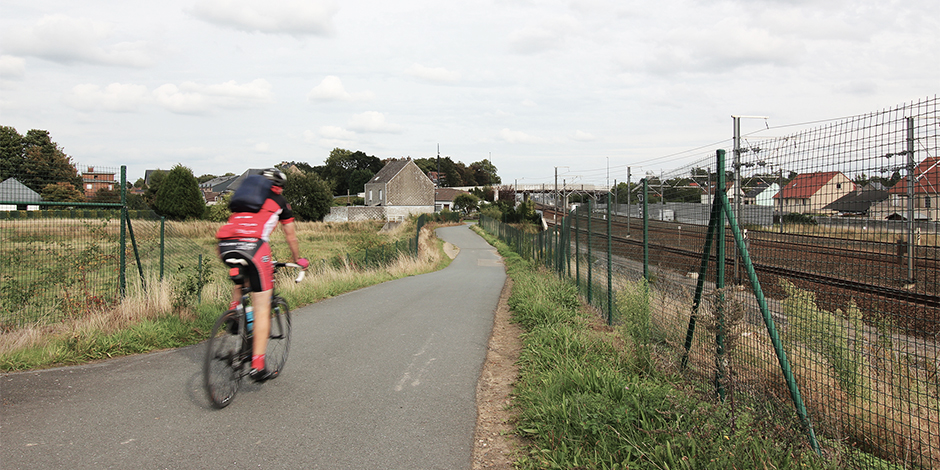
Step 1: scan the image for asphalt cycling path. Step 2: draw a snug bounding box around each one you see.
[0,224,506,469]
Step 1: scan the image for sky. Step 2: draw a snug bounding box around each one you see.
[1,0,938,189]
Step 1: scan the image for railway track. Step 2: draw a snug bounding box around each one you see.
[539,206,940,333]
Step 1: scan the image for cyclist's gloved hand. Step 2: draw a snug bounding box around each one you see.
[296,258,309,270]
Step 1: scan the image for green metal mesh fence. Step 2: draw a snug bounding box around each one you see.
[1,163,125,328]
[2,159,432,330]
[482,96,940,469]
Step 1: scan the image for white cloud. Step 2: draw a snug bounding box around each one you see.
[643,17,803,75]
[311,125,357,148]
[318,125,356,140]
[347,111,402,133]
[190,0,338,35]
[499,128,544,144]
[571,130,595,142]
[152,79,274,114]
[2,15,155,67]
[0,55,26,79]
[307,76,374,102]
[406,64,461,83]
[508,16,580,54]
[253,142,271,152]
[63,83,151,112]
[521,99,538,107]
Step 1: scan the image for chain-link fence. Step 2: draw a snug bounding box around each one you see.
[482,96,939,469]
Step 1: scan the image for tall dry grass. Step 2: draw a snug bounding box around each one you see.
[636,275,940,468]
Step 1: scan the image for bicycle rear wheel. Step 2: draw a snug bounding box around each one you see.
[265,296,292,376]
[204,310,246,408]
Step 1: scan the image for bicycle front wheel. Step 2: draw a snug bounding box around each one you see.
[204,310,246,408]
[265,296,292,376]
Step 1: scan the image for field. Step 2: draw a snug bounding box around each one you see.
[0,216,440,369]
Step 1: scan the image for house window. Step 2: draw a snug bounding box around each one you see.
[379,190,383,200]
[368,190,372,201]
[86,184,92,190]
[836,183,841,189]
[926,196,932,209]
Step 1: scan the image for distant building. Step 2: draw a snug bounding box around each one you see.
[199,175,239,205]
[0,178,41,211]
[773,171,855,214]
[326,158,435,222]
[744,182,780,206]
[871,156,940,221]
[435,187,470,211]
[823,183,888,216]
[81,167,116,199]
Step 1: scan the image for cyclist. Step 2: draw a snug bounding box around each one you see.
[216,168,308,382]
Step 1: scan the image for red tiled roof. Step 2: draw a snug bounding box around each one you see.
[888,157,940,195]
[774,171,845,199]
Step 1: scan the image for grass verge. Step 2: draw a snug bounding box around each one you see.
[472,225,854,470]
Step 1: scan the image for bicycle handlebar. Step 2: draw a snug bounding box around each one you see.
[276,262,306,283]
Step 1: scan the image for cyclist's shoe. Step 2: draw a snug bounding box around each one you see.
[249,368,277,383]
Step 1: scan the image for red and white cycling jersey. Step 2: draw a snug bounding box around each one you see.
[215,192,294,241]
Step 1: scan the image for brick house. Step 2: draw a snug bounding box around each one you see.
[81,167,116,199]
[773,171,855,214]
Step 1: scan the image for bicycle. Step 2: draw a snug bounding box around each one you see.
[204,260,305,408]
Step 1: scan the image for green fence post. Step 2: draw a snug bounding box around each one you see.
[160,216,166,281]
[587,199,593,305]
[717,188,822,456]
[198,254,203,304]
[715,150,727,403]
[120,166,127,297]
[575,206,580,291]
[642,179,649,282]
[607,196,613,325]
[125,214,146,292]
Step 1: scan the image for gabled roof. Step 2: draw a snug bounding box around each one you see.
[823,187,888,213]
[226,169,266,192]
[774,171,848,199]
[200,175,238,192]
[0,178,42,202]
[888,156,940,195]
[744,181,773,198]
[368,158,413,185]
[435,187,469,202]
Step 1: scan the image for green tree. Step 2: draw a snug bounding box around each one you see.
[91,187,121,204]
[0,127,82,192]
[153,164,205,220]
[197,174,217,184]
[0,126,24,182]
[469,159,501,185]
[143,170,166,208]
[283,171,333,221]
[316,148,382,196]
[40,182,85,203]
[205,193,232,222]
[453,193,480,215]
[126,193,148,211]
